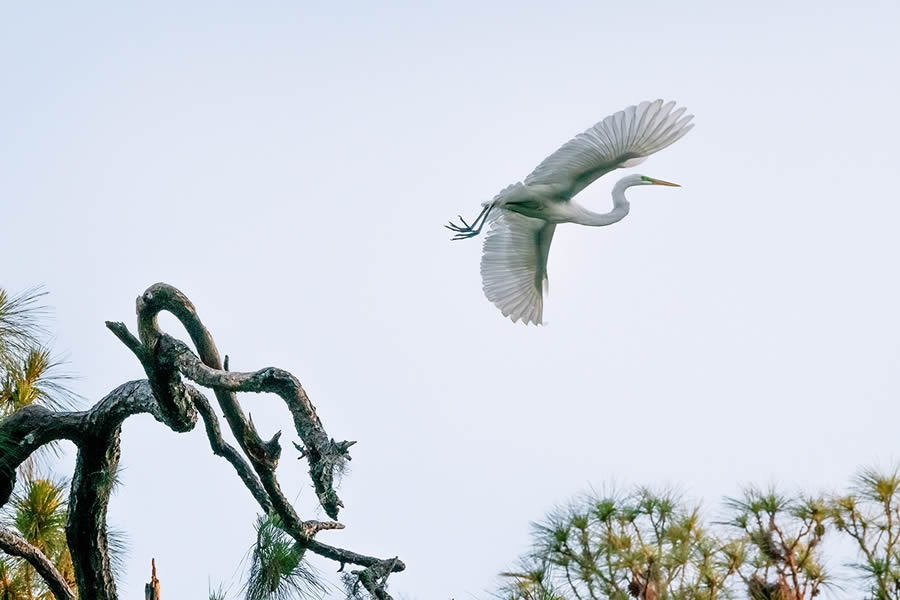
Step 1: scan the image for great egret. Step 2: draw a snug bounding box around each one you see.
[447,99,693,325]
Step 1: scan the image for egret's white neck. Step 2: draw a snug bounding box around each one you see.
[569,178,633,227]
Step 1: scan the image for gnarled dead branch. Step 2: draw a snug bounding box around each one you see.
[0,283,404,599]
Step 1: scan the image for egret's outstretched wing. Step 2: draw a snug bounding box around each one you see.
[480,211,555,325]
[525,99,693,197]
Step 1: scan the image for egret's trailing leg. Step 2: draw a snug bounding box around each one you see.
[445,204,492,240]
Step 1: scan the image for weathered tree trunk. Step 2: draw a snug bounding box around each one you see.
[144,558,160,600]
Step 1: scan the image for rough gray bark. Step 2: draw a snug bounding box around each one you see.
[66,422,122,598]
[0,283,404,600]
[0,380,166,506]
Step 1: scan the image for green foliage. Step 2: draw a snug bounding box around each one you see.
[723,487,829,599]
[0,286,77,418]
[497,558,567,600]
[106,525,130,582]
[0,346,76,415]
[0,469,129,599]
[0,287,48,363]
[829,467,900,600]
[209,581,229,600]
[244,513,325,600]
[500,487,731,600]
[0,287,78,598]
[0,556,28,598]
[1,472,75,598]
[500,483,852,600]
[10,475,68,555]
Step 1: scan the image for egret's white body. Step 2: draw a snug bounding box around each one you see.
[448,99,694,325]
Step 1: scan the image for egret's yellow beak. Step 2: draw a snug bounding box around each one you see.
[647,177,680,187]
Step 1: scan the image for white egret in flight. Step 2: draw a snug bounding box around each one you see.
[447,99,693,325]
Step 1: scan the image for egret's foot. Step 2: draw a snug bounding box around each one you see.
[445,205,492,240]
[445,217,481,238]
[445,219,482,240]
[450,229,480,240]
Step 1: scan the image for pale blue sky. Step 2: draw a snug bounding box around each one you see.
[3,1,900,598]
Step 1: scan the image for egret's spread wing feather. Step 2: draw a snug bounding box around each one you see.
[480,211,555,325]
[525,99,693,195]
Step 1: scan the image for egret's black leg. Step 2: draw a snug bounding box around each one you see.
[445,205,492,240]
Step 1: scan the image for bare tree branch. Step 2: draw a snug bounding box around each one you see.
[0,283,405,599]
[188,386,273,513]
[167,337,352,519]
[307,539,405,573]
[134,283,348,519]
[0,524,75,600]
[107,321,274,514]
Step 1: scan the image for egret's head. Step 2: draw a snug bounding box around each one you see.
[633,174,680,187]
[613,174,681,209]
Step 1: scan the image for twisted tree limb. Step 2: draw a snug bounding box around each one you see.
[165,335,353,530]
[0,283,404,600]
[134,284,348,519]
[129,284,404,582]
[107,321,273,513]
